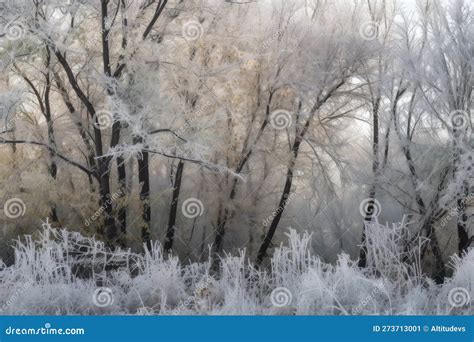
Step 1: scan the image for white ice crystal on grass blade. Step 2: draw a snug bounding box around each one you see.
[0,223,472,315]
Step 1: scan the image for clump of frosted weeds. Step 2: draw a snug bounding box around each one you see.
[213,250,261,315]
[270,229,391,315]
[439,251,474,315]
[364,217,425,285]
[0,222,472,315]
[122,241,186,313]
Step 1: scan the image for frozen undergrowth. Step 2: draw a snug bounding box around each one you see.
[0,221,472,315]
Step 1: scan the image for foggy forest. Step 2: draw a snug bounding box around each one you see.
[0,0,473,315]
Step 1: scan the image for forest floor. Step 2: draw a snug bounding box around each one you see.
[0,223,472,315]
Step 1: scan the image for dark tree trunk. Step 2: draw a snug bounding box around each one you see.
[117,156,127,247]
[210,91,276,261]
[358,187,376,268]
[97,160,116,242]
[44,48,59,223]
[211,202,226,271]
[17,47,60,223]
[46,131,59,223]
[164,160,184,252]
[53,71,97,180]
[457,186,470,256]
[415,166,451,284]
[256,138,301,265]
[453,126,470,256]
[358,97,380,268]
[100,0,121,245]
[404,149,446,283]
[255,81,344,266]
[422,216,446,284]
[210,162,249,264]
[392,89,445,283]
[136,140,151,250]
[54,51,118,243]
[212,208,229,263]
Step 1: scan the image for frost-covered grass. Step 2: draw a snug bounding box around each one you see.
[0,222,472,315]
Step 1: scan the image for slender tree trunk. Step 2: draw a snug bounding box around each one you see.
[100,0,121,245]
[165,160,184,252]
[136,137,151,250]
[213,207,229,261]
[456,184,470,255]
[403,148,446,283]
[45,126,58,222]
[97,159,116,242]
[54,50,119,243]
[53,71,97,181]
[211,201,226,271]
[44,54,59,223]
[392,89,446,282]
[358,97,380,268]
[255,81,344,266]
[415,166,451,283]
[452,125,470,256]
[117,156,127,247]
[16,48,60,222]
[421,215,446,283]
[256,138,301,265]
[358,188,376,268]
[211,91,275,259]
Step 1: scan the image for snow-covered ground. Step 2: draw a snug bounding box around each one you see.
[0,222,472,315]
